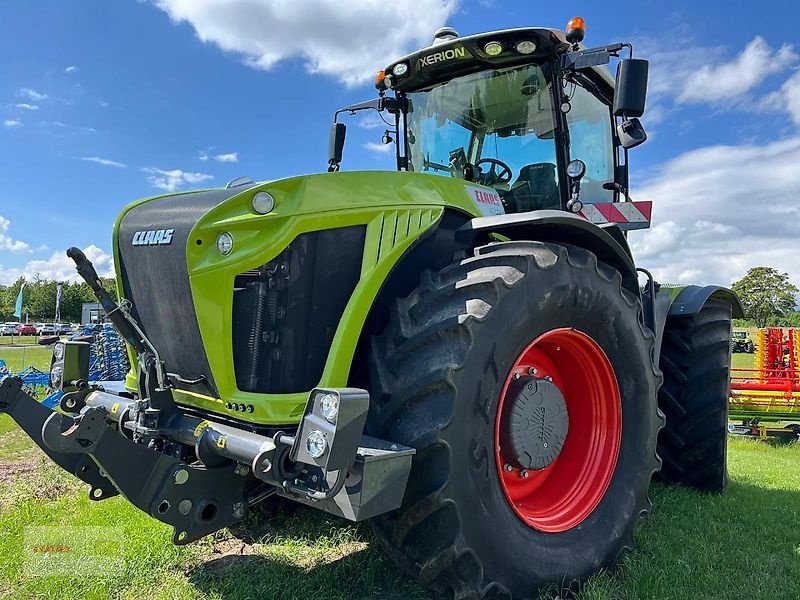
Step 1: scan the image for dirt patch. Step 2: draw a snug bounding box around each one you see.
[210,536,260,558]
[0,455,41,486]
[0,454,82,509]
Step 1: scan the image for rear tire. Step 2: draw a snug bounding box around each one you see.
[656,298,732,491]
[366,241,662,598]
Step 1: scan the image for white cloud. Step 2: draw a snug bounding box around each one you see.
[0,245,114,285]
[637,33,798,124]
[64,65,79,73]
[198,149,210,161]
[142,167,213,192]
[40,120,96,134]
[79,156,127,168]
[3,119,22,128]
[363,141,394,154]
[152,0,457,86]
[15,103,38,111]
[357,113,386,130]
[18,87,47,101]
[214,152,238,163]
[678,37,797,104]
[0,215,32,254]
[629,136,800,289]
[762,69,800,125]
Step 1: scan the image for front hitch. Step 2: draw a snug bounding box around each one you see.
[1,376,416,543]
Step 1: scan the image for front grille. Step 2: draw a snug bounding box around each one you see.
[232,226,366,394]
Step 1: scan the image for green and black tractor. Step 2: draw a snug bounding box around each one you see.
[731,329,755,353]
[1,18,743,598]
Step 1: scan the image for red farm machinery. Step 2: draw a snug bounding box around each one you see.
[729,328,800,439]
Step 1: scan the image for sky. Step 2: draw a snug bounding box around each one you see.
[0,0,798,291]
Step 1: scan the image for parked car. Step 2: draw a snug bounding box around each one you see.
[1,322,19,335]
[39,323,58,336]
[16,323,36,336]
[34,322,48,335]
[55,323,72,335]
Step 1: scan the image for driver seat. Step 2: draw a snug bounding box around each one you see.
[504,162,560,213]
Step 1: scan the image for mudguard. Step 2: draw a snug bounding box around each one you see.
[646,284,743,364]
[666,285,744,319]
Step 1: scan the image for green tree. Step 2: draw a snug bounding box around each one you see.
[731,267,799,328]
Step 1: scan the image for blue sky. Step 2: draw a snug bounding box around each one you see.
[1,0,798,288]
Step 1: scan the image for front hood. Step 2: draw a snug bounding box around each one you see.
[111,171,497,423]
[116,185,255,397]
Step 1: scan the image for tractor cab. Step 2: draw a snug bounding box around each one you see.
[329,20,649,218]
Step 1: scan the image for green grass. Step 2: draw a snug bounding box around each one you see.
[0,415,36,460]
[0,345,53,373]
[0,335,46,346]
[731,351,756,371]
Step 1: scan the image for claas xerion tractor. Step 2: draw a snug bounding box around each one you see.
[0,17,744,598]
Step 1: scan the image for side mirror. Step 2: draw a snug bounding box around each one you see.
[617,118,648,149]
[613,58,648,118]
[327,123,347,172]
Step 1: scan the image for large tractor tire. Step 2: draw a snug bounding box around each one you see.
[366,241,662,599]
[656,299,732,492]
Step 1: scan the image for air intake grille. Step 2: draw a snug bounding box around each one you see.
[232,226,366,394]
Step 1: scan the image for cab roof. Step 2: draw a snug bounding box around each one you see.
[382,27,615,94]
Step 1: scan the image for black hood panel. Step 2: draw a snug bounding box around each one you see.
[117,187,248,397]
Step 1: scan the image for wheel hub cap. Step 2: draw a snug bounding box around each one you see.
[494,328,622,533]
[500,377,568,470]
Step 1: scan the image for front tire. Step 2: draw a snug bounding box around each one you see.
[367,241,662,599]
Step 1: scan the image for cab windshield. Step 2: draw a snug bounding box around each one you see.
[405,63,614,211]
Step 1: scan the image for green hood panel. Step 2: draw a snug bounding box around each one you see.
[115,171,498,424]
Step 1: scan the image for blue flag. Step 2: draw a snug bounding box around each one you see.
[13,283,24,318]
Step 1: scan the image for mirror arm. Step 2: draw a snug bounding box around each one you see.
[561,43,625,70]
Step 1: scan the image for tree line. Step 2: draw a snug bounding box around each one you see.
[0,276,117,324]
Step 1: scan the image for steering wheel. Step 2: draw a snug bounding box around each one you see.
[475,158,513,185]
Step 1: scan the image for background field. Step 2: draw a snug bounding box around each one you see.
[1,350,798,599]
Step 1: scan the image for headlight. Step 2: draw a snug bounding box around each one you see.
[50,365,63,388]
[320,393,339,423]
[216,232,234,255]
[306,430,327,458]
[251,191,274,215]
[515,40,537,54]
[566,159,587,180]
[483,41,503,56]
[392,62,409,77]
[53,342,65,361]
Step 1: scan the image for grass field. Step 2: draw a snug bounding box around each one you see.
[0,345,53,373]
[0,335,42,346]
[1,350,797,600]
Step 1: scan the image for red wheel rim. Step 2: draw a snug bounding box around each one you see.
[494,328,621,533]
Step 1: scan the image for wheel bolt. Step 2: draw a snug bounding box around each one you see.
[520,470,529,479]
[513,372,521,380]
[528,367,537,375]
[504,463,513,472]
